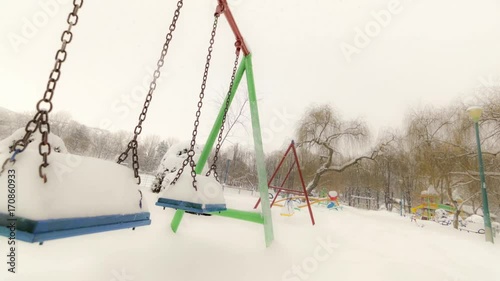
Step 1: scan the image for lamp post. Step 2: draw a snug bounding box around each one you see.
[467,106,494,243]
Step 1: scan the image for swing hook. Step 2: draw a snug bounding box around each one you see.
[0,159,10,175]
[0,149,22,175]
[215,1,225,17]
[234,40,242,54]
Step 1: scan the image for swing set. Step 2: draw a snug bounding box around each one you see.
[0,0,274,247]
[254,141,316,226]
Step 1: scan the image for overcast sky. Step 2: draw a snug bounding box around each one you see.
[1,0,499,153]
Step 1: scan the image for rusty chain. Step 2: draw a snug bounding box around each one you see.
[171,15,221,191]
[117,0,184,185]
[6,0,84,182]
[206,46,241,181]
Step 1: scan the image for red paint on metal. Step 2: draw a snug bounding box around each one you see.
[216,0,250,56]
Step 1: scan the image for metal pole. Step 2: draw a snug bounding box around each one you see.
[253,142,293,209]
[217,0,250,56]
[291,141,316,225]
[246,54,274,247]
[169,56,247,234]
[473,122,494,243]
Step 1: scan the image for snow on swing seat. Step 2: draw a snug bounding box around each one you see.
[0,130,150,243]
[154,141,226,214]
[156,172,226,214]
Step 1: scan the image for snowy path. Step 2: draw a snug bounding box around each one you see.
[1,187,499,281]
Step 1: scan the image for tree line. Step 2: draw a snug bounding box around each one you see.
[1,88,499,227]
[0,109,172,174]
[215,89,500,229]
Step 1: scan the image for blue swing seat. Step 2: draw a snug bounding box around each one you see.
[156,172,227,214]
[0,145,152,244]
[0,212,151,244]
[156,198,226,214]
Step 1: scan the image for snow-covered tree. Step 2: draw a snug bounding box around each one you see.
[296,105,391,193]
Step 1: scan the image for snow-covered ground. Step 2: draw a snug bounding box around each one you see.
[1,180,499,281]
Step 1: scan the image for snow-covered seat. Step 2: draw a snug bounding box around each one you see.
[156,173,226,213]
[154,142,226,214]
[0,129,150,244]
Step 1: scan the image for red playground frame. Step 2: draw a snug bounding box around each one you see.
[253,140,315,225]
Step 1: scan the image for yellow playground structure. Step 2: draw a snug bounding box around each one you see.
[411,185,456,220]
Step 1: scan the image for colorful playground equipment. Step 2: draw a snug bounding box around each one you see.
[410,185,456,220]
[306,190,343,210]
[280,197,299,217]
[254,141,316,225]
[325,191,343,210]
[271,188,343,218]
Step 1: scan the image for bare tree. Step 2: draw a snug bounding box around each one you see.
[404,101,500,228]
[296,105,391,193]
[51,111,73,139]
[211,87,250,148]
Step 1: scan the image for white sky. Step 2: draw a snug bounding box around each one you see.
[1,0,499,153]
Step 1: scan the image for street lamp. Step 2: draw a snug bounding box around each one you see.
[467,106,494,243]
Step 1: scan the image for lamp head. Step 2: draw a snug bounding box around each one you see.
[467,106,483,123]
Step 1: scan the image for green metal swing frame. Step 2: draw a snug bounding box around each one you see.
[169,0,274,248]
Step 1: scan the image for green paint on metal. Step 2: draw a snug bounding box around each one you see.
[245,54,274,247]
[170,210,185,233]
[474,122,494,243]
[195,57,248,175]
[166,55,275,248]
[211,209,264,224]
[168,58,247,233]
[436,204,455,212]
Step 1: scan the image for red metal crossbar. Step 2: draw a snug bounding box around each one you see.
[216,0,250,56]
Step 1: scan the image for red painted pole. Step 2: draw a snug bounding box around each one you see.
[253,196,262,209]
[279,161,296,190]
[253,143,293,209]
[268,144,293,186]
[291,141,315,225]
[268,162,296,206]
[216,0,250,56]
[269,189,282,207]
[269,187,306,194]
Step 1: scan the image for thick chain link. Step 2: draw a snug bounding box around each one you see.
[9,0,83,182]
[117,0,184,185]
[206,47,241,181]
[171,15,220,191]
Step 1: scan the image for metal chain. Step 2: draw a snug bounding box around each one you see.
[206,47,241,181]
[37,112,51,182]
[8,0,84,182]
[117,0,184,185]
[171,15,220,191]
